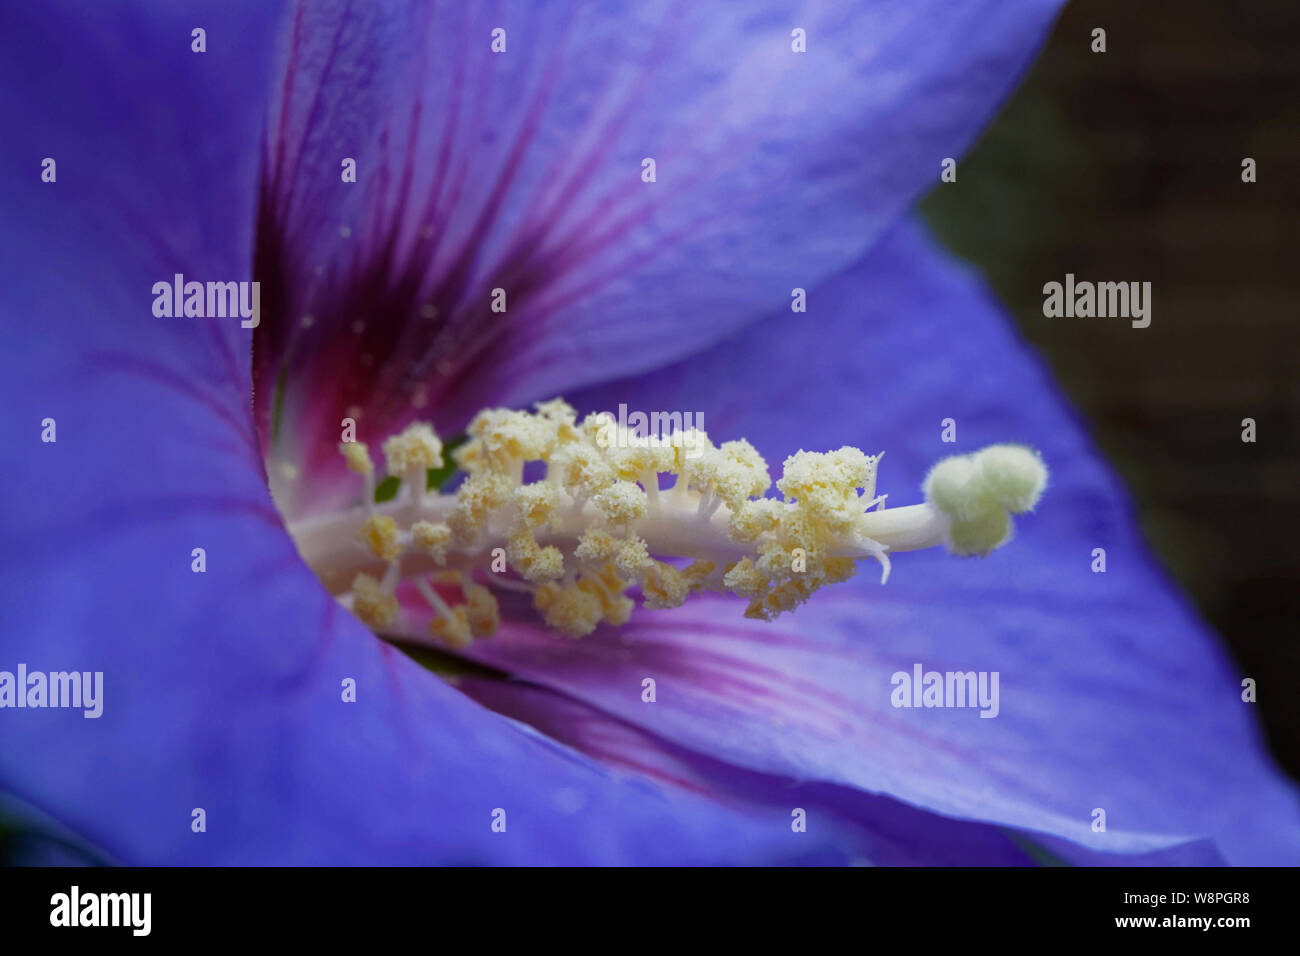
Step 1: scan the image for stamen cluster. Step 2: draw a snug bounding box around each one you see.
[314,399,1045,645]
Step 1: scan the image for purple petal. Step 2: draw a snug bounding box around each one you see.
[457,674,1226,865]
[0,1,854,865]
[252,0,1064,515]
[476,217,1300,864]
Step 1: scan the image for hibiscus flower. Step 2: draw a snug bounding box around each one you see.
[2,0,1295,865]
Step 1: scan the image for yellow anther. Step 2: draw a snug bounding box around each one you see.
[534,397,578,427]
[575,528,617,564]
[777,447,879,513]
[610,441,674,483]
[431,605,473,648]
[665,428,713,473]
[746,552,859,620]
[452,439,484,473]
[578,566,635,627]
[462,582,500,638]
[755,543,796,579]
[685,438,770,509]
[716,440,771,502]
[351,573,398,629]
[512,482,560,529]
[593,480,648,526]
[507,528,565,583]
[682,559,716,590]
[549,442,615,502]
[746,576,816,621]
[466,407,556,468]
[600,593,635,627]
[723,558,766,597]
[410,520,451,564]
[613,536,652,576]
[729,498,784,542]
[340,441,374,474]
[639,560,690,611]
[382,422,444,475]
[360,515,401,561]
[449,471,513,544]
[821,556,858,585]
[755,557,847,618]
[587,420,676,482]
[570,531,651,621]
[580,411,617,447]
[534,581,604,638]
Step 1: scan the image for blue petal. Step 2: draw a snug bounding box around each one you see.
[457,674,1226,866]
[493,217,1300,865]
[0,2,853,865]
[251,0,1065,508]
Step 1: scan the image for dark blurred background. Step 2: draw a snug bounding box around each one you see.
[922,0,1300,779]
